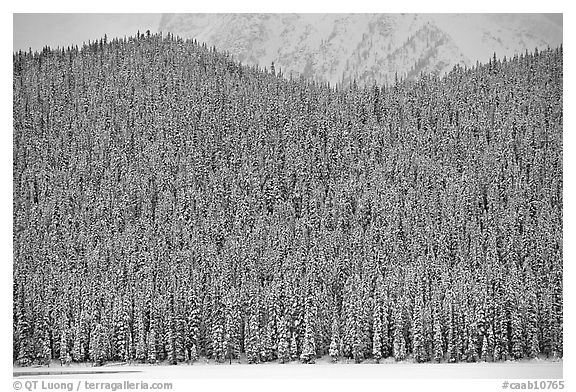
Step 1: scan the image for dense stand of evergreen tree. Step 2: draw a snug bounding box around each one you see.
[13,33,562,366]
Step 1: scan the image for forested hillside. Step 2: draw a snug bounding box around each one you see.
[13,33,563,366]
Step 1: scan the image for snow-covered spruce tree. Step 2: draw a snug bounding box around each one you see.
[90,323,107,367]
[300,319,316,363]
[343,274,366,363]
[480,333,490,362]
[496,302,510,361]
[175,307,187,363]
[114,298,130,362]
[373,272,391,360]
[342,279,354,359]
[59,327,71,366]
[510,307,524,360]
[261,319,275,362]
[135,325,146,363]
[381,291,391,358]
[15,304,33,366]
[166,310,177,364]
[393,298,406,361]
[507,270,524,360]
[372,296,383,362]
[412,292,426,363]
[504,254,524,360]
[478,297,494,363]
[277,315,291,363]
[265,289,279,361]
[432,292,444,363]
[71,319,85,362]
[465,320,479,363]
[245,308,260,364]
[186,290,200,363]
[134,301,147,363]
[445,296,458,363]
[290,331,298,361]
[190,344,198,363]
[146,327,157,364]
[31,302,51,366]
[40,329,52,366]
[455,298,466,363]
[329,314,340,362]
[486,325,496,362]
[524,264,540,359]
[492,308,503,361]
[352,306,367,363]
[300,285,317,364]
[210,298,225,363]
[551,260,563,359]
[224,289,241,363]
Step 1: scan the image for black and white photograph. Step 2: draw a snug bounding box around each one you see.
[8,5,568,391]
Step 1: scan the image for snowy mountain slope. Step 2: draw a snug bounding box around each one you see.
[159,13,561,85]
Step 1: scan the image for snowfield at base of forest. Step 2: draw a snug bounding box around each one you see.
[14,357,562,379]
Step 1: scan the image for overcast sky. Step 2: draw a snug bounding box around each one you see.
[14,13,562,53]
[14,14,161,52]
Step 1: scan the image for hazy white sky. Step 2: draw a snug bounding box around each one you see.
[13,13,562,53]
[13,14,161,52]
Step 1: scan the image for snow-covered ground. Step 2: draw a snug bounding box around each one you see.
[14,357,562,379]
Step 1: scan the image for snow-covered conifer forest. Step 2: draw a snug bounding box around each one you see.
[13,33,562,367]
